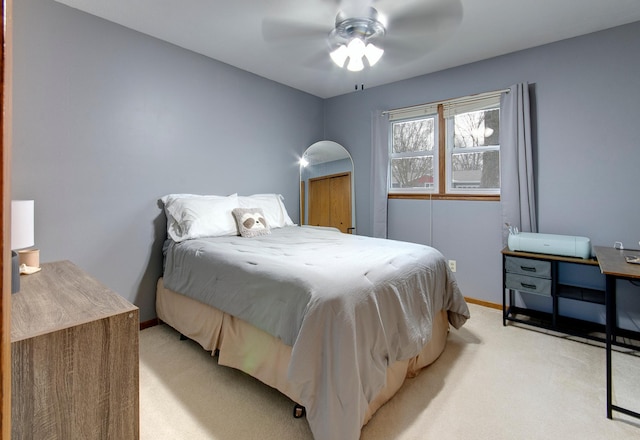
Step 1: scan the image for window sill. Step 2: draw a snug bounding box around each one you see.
[388,193,500,202]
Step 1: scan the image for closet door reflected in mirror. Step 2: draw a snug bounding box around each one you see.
[300,141,355,234]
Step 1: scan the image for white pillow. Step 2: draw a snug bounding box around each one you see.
[238,194,294,229]
[161,193,239,242]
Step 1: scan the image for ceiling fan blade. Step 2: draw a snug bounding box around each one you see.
[380,36,441,64]
[378,0,463,37]
[301,49,337,70]
[262,18,331,44]
[369,0,463,64]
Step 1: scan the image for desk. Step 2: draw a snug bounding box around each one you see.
[593,246,640,420]
[502,247,604,336]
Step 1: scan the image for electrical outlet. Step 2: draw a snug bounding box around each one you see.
[448,260,456,272]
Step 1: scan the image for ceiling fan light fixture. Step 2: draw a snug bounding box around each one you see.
[328,7,386,72]
[331,38,383,71]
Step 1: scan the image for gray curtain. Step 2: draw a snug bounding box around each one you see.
[500,83,537,245]
[371,111,389,238]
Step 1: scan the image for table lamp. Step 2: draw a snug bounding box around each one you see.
[11,200,34,294]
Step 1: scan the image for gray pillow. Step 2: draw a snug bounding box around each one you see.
[232,207,271,237]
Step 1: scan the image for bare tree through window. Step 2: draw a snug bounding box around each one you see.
[451,108,500,189]
[390,118,435,188]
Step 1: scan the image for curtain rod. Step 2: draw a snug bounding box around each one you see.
[382,88,511,115]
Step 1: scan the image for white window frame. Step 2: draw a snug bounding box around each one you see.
[386,90,503,199]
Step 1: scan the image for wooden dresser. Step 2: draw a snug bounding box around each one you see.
[11,260,139,439]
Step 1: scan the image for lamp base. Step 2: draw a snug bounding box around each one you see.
[19,248,40,268]
[12,250,20,294]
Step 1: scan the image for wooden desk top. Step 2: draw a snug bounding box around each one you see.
[11,260,138,343]
[501,246,599,266]
[593,246,640,280]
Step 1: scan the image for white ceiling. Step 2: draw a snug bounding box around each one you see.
[55,0,640,99]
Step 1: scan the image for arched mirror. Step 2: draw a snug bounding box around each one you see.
[300,141,355,234]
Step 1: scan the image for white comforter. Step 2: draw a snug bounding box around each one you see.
[163,226,469,440]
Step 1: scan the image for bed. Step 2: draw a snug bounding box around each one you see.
[156,193,470,440]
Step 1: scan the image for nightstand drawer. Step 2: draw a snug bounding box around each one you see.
[505,256,551,278]
[505,272,552,296]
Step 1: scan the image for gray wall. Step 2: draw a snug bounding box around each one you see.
[12,0,323,321]
[324,21,640,327]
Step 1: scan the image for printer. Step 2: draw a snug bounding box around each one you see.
[507,231,592,259]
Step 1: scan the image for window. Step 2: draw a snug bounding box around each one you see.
[388,91,501,200]
[390,113,438,191]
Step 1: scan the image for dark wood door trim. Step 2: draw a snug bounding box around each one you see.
[2,0,12,436]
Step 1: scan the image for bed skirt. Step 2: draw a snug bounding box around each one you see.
[155,277,450,426]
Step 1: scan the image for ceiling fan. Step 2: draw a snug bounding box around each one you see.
[262,0,463,72]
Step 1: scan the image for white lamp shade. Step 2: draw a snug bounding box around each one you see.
[364,43,384,66]
[330,45,349,68]
[330,38,384,72]
[11,200,34,250]
[346,38,365,71]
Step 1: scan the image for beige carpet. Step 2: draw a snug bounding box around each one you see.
[139,304,640,439]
